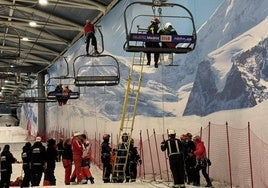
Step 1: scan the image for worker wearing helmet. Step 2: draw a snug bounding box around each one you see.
[184,132,196,185]
[161,22,178,48]
[101,134,112,183]
[112,132,130,183]
[146,17,161,68]
[161,129,186,188]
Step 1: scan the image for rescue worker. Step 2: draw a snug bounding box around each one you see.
[146,17,161,68]
[0,144,17,188]
[84,19,99,55]
[81,134,94,184]
[161,22,178,48]
[161,130,186,188]
[62,86,72,105]
[43,138,57,186]
[101,134,112,183]
[21,142,32,188]
[54,84,63,106]
[56,138,64,162]
[193,135,212,187]
[62,138,73,185]
[114,132,130,183]
[184,133,196,185]
[30,136,47,186]
[71,132,86,184]
[128,138,142,182]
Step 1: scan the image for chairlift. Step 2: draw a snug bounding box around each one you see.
[73,54,120,87]
[46,76,80,100]
[17,86,57,103]
[0,24,21,59]
[123,1,197,54]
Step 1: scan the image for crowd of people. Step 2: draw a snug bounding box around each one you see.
[0,130,212,187]
[161,130,212,188]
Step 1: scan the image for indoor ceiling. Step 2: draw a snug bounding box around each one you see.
[0,0,120,108]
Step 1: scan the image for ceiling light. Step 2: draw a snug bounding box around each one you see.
[29,21,37,27]
[39,0,48,5]
[22,37,29,41]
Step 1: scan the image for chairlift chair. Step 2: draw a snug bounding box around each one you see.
[46,76,80,100]
[73,54,120,87]
[0,24,21,59]
[123,1,197,54]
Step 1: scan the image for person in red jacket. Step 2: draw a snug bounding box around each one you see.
[84,19,99,55]
[71,132,86,184]
[193,135,212,187]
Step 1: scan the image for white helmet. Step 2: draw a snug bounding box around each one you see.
[168,129,176,135]
[164,22,172,29]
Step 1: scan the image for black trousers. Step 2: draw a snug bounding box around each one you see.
[0,171,11,188]
[102,162,112,182]
[86,32,97,52]
[21,167,31,187]
[169,154,185,185]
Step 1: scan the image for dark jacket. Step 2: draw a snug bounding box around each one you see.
[31,141,47,169]
[101,140,111,164]
[1,145,17,174]
[21,142,32,170]
[161,137,184,160]
[62,144,73,161]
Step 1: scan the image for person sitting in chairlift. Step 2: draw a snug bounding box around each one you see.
[62,86,72,105]
[161,22,178,48]
[54,84,63,106]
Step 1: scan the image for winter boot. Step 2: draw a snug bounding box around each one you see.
[88,176,94,184]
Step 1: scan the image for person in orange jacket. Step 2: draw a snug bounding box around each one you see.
[70,132,86,184]
[81,134,94,184]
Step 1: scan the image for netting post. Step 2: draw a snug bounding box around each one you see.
[147,129,156,181]
[98,132,101,168]
[139,130,145,179]
[248,122,254,188]
[163,133,170,182]
[94,132,97,165]
[226,122,233,187]
[207,122,211,175]
[153,129,162,180]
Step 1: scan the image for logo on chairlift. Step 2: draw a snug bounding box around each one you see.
[160,35,172,42]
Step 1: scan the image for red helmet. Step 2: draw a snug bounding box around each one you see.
[151,17,160,24]
[103,134,110,140]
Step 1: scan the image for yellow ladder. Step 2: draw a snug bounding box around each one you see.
[112,27,146,182]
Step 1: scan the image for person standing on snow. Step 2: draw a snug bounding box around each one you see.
[21,142,32,187]
[184,132,196,185]
[30,136,47,186]
[101,134,112,183]
[0,144,17,188]
[43,138,58,186]
[71,132,86,184]
[81,134,94,184]
[128,138,142,182]
[62,138,73,185]
[84,19,99,55]
[161,130,186,188]
[193,135,212,187]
